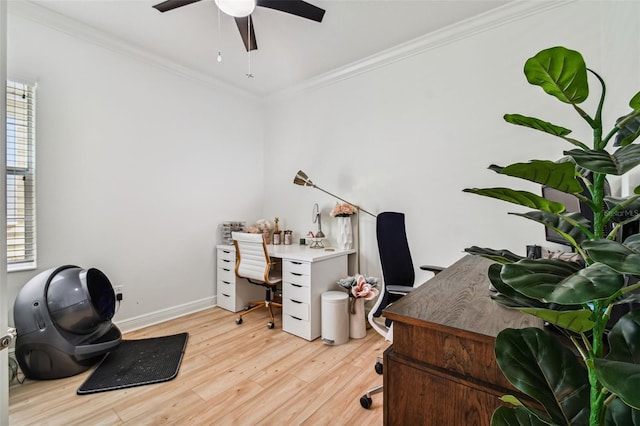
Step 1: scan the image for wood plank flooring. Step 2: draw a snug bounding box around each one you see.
[9,307,387,425]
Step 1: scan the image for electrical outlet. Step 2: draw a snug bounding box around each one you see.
[114,285,124,302]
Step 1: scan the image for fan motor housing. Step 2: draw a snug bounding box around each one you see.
[13,265,122,380]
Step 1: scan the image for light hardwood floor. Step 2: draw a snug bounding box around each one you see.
[9,306,387,425]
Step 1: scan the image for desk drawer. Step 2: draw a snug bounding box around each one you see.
[283,281,310,304]
[284,298,309,321]
[217,257,234,270]
[217,279,234,295]
[284,271,311,287]
[283,314,311,340]
[217,290,235,311]
[218,248,235,262]
[284,260,311,276]
[218,266,235,282]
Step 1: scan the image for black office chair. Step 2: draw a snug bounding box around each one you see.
[360,211,443,409]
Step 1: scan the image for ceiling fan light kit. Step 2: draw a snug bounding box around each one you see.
[214,0,256,18]
[153,0,325,53]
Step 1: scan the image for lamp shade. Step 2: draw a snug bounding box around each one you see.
[293,170,314,187]
[215,0,256,17]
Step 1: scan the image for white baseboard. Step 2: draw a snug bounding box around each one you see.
[114,296,216,334]
[7,297,217,383]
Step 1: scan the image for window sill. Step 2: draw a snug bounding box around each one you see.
[8,262,37,273]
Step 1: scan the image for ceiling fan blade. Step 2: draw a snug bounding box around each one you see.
[235,16,258,52]
[153,0,202,13]
[257,0,325,22]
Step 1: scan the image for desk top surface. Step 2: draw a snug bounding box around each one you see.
[384,255,543,338]
[218,243,355,263]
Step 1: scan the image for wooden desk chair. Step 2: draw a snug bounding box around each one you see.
[232,232,283,329]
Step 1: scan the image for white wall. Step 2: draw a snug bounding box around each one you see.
[263,1,640,283]
[7,8,265,328]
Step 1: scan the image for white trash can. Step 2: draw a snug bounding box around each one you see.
[321,291,349,345]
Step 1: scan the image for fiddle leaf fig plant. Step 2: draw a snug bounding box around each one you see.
[464,46,640,425]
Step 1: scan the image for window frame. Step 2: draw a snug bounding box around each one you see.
[6,80,36,272]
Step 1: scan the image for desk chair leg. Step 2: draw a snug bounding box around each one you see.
[360,356,384,409]
[265,300,283,329]
[236,301,268,325]
[264,287,282,329]
[360,384,383,409]
[235,287,282,329]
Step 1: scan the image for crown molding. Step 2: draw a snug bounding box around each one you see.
[9,0,260,101]
[9,0,575,104]
[266,0,575,103]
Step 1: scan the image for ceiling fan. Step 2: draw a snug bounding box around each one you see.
[152,0,326,52]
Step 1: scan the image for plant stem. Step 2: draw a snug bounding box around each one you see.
[588,303,607,425]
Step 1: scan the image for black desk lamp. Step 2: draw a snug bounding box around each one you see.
[293,170,375,272]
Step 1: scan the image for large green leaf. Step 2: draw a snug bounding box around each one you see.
[464,246,523,264]
[603,315,640,417]
[502,260,624,304]
[582,238,640,275]
[489,160,582,193]
[606,310,640,364]
[504,113,572,136]
[624,234,640,250]
[495,327,590,425]
[501,259,582,302]
[491,405,549,426]
[565,145,640,175]
[488,263,549,309]
[548,263,624,304]
[604,398,640,425]
[604,196,640,224]
[594,358,640,409]
[512,210,591,246]
[614,112,640,147]
[524,46,588,105]
[517,308,594,333]
[463,188,565,213]
[631,91,640,109]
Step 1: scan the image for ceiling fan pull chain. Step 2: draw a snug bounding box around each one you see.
[217,8,222,62]
[246,16,254,78]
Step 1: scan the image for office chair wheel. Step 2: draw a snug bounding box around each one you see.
[360,395,372,409]
[236,317,243,325]
[267,322,275,329]
[375,361,383,375]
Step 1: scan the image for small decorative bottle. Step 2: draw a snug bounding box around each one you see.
[273,217,282,245]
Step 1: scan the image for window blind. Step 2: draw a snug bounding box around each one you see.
[6,81,36,269]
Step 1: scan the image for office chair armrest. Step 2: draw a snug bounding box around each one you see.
[387,285,415,295]
[420,265,445,275]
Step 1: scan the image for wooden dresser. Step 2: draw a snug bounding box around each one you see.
[382,255,543,425]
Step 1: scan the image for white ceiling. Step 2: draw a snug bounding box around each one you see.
[23,0,510,97]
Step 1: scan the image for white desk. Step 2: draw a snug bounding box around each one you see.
[216,243,355,341]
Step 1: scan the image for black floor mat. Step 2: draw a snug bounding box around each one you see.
[77,332,188,395]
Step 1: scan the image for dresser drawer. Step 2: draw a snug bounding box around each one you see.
[283,281,310,304]
[284,298,309,321]
[218,267,235,283]
[284,270,311,287]
[284,260,311,276]
[218,248,235,262]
